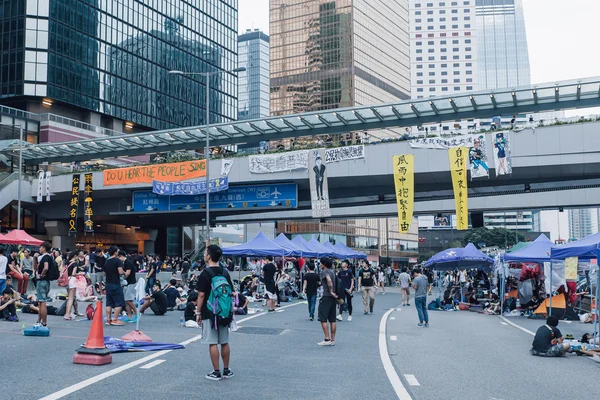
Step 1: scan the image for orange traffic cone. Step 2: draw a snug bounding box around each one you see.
[73,300,113,365]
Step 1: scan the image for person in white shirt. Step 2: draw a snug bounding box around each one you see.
[398,267,412,306]
[376,268,386,295]
[0,248,8,294]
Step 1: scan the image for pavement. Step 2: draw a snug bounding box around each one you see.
[2,287,599,400]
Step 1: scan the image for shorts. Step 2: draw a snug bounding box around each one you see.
[265,284,277,300]
[68,276,78,289]
[36,280,50,301]
[318,296,337,323]
[106,283,125,308]
[149,301,166,315]
[201,319,230,345]
[530,344,566,357]
[124,284,136,301]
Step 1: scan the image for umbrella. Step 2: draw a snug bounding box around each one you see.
[0,230,43,245]
[424,243,494,271]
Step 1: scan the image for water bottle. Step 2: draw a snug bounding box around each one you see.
[179,316,184,327]
[21,323,26,334]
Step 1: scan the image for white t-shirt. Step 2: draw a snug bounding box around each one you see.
[399,272,411,289]
[378,271,384,282]
[0,255,7,279]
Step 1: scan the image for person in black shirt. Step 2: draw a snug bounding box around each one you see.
[140,282,168,315]
[184,291,199,327]
[302,263,320,321]
[145,256,157,294]
[261,256,277,312]
[119,251,138,321]
[233,292,249,315]
[337,260,355,321]
[104,246,125,326]
[93,249,106,286]
[530,316,570,357]
[358,260,376,314]
[35,241,53,327]
[163,278,181,311]
[181,257,191,287]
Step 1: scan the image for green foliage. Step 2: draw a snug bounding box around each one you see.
[462,227,525,249]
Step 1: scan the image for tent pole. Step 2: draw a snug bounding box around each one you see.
[594,261,599,348]
[549,262,553,317]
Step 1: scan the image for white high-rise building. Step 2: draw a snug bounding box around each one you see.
[568,209,598,241]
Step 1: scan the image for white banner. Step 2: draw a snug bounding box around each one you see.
[45,171,51,201]
[409,134,496,149]
[248,150,309,174]
[221,158,234,176]
[36,170,44,202]
[324,145,365,163]
[309,149,331,218]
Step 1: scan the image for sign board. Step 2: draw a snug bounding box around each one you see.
[132,183,297,212]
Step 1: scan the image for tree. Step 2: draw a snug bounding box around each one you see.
[463,227,525,249]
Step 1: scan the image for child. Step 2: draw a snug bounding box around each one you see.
[183,291,199,328]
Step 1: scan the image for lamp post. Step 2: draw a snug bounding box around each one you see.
[169,66,245,242]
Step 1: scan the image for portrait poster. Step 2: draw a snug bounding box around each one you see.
[493,132,512,176]
[309,149,331,218]
[468,135,489,179]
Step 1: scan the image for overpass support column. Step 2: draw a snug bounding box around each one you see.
[139,229,158,255]
[44,221,76,251]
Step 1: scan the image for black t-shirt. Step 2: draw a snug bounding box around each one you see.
[147,262,157,278]
[104,257,123,285]
[532,324,562,353]
[184,301,196,321]
[182,261,190,274]
[303,272,320,296]
[124,259,137,285]
[67,261,80,277]
[95,254,106,271]
[8,256,17,269]
[164,287,180,308]
[359,268,375,287]
[263,263,276,285]
[37,254,54,281]
[151,290,168,314]
[196,266,233,320]
[235,293,248,312]
[338,269,354,290]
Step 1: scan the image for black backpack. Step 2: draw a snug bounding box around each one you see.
[47,256,60,281]
[335,276,346,302]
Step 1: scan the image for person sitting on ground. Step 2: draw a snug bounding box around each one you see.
[184,291,199,328]
[530,316,571,357]
[163,278,181,311]
[139,282,168,316]
[233,292,249,315]
[77,276,98,302]
[0,289,18,321]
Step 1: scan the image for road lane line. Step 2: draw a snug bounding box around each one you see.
[404,375,420,386]
[40,301,306,400]
[140,359,166,369]
[379,309,413,400]
[390,317,396,320]
[499,316,534,336]
[390,335,398,341]
[500,322,508,326]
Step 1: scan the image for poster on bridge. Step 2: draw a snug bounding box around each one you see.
[493,132,512,176]
[468,135,489,179]
[309,149,331,218]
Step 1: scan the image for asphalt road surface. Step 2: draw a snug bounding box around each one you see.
[2,288,598,400]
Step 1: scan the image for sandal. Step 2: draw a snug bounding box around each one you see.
[64,316,72,320]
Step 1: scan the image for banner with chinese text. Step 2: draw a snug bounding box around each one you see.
[83,173,94,233]
[68,174,80,236]
[325,145,365,163]
[393,155,414,233]
[309,149,331,218]
[249,150,309,174]
[103,160,206,186]
[152,177,229,196]
[449,147,469,230]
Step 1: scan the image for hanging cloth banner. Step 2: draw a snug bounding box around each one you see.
[221,158,234,176]
[68,174,81,236]
[325,145,365,163]
[45,170,52,201]
[392,154,414,233]
[152,177,229,196]
[83,173,94,233]
[36,170,44,202]
[564,256,578,281]
[309,149,331,218]
[249,150,309,174]
[103,160,206,186]
[448,147,469,230]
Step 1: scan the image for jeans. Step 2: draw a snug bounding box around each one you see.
[145,277,155,294]
[362,286,375,313]
[415,296,429,323]
[0,279,5,295]
[307,293,317,318]
[340,290,353,316]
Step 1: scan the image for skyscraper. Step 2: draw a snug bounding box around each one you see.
[270,0,410,116]
[238,29,270,120]
[568,209,598,241]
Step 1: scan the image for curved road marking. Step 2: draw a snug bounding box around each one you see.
[498,316,534,336]
[379,308,413,400]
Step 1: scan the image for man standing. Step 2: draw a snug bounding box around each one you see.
[399,267,412,306]
[119,250,138,322]
[317,258,339,346]
[35,242,53,327]
[413,267,430,327]
[302,263,320,321]
[358,260,376,314]
[261,256,277,313]
[93,248,106,287]
[337,260,354,322]
[104,246,125,326]
[196,244,234,381]
[181,257,191,286]
[145,256,157,294]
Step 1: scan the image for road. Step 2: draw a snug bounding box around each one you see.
[2,288,598,400]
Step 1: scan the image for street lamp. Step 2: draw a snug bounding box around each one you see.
[168,66,246,242]
[1,124,25,230]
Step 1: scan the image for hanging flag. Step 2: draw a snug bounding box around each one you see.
[392,154,414,233]
[36,170,44,202]
[69,174,81,236]
[45,170,52,201]
[449,147,469,230]
[221,158,234,176]
[83,173,94,233]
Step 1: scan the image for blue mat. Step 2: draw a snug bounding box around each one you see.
[103,337,185,353]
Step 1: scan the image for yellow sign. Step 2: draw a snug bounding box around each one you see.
[565,257,578,281]
[449,147,469,230]
[103,160,206,186]
[393,154,414,233]
[68,174,80,236]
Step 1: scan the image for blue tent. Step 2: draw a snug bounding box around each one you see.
[273,233,316,257]
[291,236,318,257]
[502,234,552,263]
[221,231,291,257]
[334,242,367,259]
[424,243,493,271]
[322,241,349,259]
[308,238,335,258]
[550,231,600,260]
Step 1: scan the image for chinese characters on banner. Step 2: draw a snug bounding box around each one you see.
[152,177,229,196]
[309,149,331,218]
[448,147,469,230]
[68,174,80,236]
[325,145,365,163]
[392,154,414,233]
[248,150,309,174]
[564,257,578,281]
[83,173,94,233]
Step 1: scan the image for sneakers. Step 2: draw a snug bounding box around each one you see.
[317,339,333,346]
[222,368,234,379]
[364,311,368,315]
[424,322,429,328]
[309,316,314,321]
[110,320,125,326]
[406,303,411,306]
[336,314,343,321]
[7,316,18,322]
[347,315,352,322]
[417,322,424,327]
[205,370,222,381]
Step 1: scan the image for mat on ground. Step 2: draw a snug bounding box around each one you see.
[100,337,185,353]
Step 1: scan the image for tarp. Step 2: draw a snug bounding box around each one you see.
[103,337,184,353]
[424,243,494,271]
[334,242,368,259]
[503,234,553,263]
[221,231,291,257]
[322,241,348,259]
[307,238,335,258]
[273,233,313,257]
[533,293,566,315]
[0,229,43,245]
[291,236,318,257]
[550,231,600,259]
[507,242,530,253]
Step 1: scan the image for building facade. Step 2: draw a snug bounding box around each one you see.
[238,29,270,120]
[568,208,598,241]
[0,0,238,132]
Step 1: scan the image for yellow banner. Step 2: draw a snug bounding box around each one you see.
[103,160,206,186]
[393,154,414,233]
[449,147,469,230]
[565,256,578,281]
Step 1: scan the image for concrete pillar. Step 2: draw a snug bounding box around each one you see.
[53,236,76,252]
[44,220,75,250]
[87,112,101,126]
[143,240,155,255]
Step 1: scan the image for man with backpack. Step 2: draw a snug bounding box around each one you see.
[317,257,340,346]
[36,241,56,327]
[196,245,235,381]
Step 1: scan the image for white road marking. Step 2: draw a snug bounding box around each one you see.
[140,359,166,369]
[498,316,535,336]
[500,322,508,326]
[390,317,396,320]
[40,301,307,400]
[404,374,420,386]
[379,309,413,400]
[390,335,398,341]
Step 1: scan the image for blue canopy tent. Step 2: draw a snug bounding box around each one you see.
[291,236,319,257]
[273,233,316,257]
[424,243,494,271]
[221,231,291,257]
[334,242,368,259]
[307,238,335,258]
[322,241,349,259]
[502,234,552,263]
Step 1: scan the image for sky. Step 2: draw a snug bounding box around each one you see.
[238,0,599,241]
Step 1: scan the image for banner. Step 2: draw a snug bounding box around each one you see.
[493,132,512,176]
[565,257,578,281]
[449,147,469,230]
[221,158,234,176]
[325,145,365,163]
[392,154,414,233]
[45,171,52,201]
[468,135,489,179]
[68,174,80,236]
[152,177,229,196]
[103,160,206,186]
[309,149,331,218]
[83,173,94,233]
[249,150,309,174]
[36,170,44,202]
[409,134,486,149]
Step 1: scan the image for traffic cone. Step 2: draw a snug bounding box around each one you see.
[73,300,112,365]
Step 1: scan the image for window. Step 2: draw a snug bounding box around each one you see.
[427,26,434,30]
[466,62,472,67]
[428,34,434,37]
[452,17,458,21]
[415,3,421,7]
[465,16,470,20]
[465,47,471,51]
[429,72,436,76]
[428,41,435,45]
[417,72,423,76]
[441,48,447,52]
[465,55,472,59]
[428,48,435,53]
[441,56,447,60]
[416,26,422,30]
[453,71,460,75]
[415,18,422,23]
[452,9,458,13]
[466,78,472,82]
[440,32,446,36]
[427,2,433,6]
[428,64,435,68]
[452,48,459,52]
[442,87,448,92]
[441,64,447,68]
[440,25,446,29]
[415,11,421,15]
[452,40,459,44]
[429,79,435,84]
[416,34,422,37]
[417,88,424,92]
[417,80,423,84]
[416,64,423,69]
[465,39,471,44]
[451,1,458,4]
[416,49,423,53]
[466,70,472,75]
[466,86,473,90]
[463,1,470,4]
[427,10,433,14]
[464,24,471,28]
[440,9,446,14]
[453,63,460,67]
[452,32,459,36]
[416,57,423,61]
[427,18,434,22]
[428,56,435,60]
[440,1,445,5]
[454,78,460,83]
[452,24,458,28]
[429,87,436,92]
[440,40,447,44]
[464,8,470,12]
[465,32,471,36]
[454,87,460,91]
[441,71,448,75]
[416,41,422,45]
[440,17,446,21]
[453,55,459,59]
[442,79,448,83]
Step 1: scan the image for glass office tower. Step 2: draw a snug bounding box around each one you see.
[0,0,238,131]
[238,29,270,120]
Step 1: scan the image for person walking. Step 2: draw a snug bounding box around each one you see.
[64,251,83,320]
[261,256,277,313]
[412,267,430,327]
[337,260,354,321]
[398,267,412,306]
[376,268,386,295]
[358,260,376,314]
[104,246,126,326]
[302,263,320,321]
[317,258,339,346]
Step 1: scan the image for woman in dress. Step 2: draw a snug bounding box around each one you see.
[494,133,508,175]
